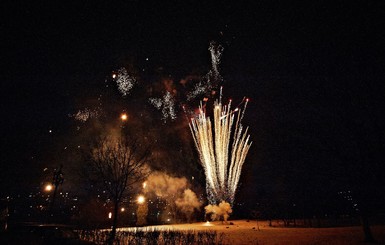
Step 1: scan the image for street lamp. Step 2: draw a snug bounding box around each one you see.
[120,113,128,121]
[136,195,147,226]
[48,165,64,222]
[45,184,53,192]
[137,195,145,204]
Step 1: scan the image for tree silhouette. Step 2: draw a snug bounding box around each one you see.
[85,133,151,244]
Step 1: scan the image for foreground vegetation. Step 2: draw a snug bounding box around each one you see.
[78,228,224,245]
[77,220,385,245]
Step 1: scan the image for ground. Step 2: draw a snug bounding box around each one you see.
[118,220,385,245]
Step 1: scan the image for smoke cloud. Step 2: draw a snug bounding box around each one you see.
[143,172,201,221]
[205,201,233,222]
[144,171,187,197]
[175,189,202,221]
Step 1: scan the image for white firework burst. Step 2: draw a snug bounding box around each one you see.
[208,41,224,80]
[187,41,223,101]
[69,108,101,122]
[114,68,137,96]
[187,80,210,101]
[149,91,177,123]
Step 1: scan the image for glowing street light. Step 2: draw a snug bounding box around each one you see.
[45,184,53,192]
[137,195,145,204]
[120,113,128,121]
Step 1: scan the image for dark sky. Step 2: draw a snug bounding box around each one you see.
[1,1,385,200]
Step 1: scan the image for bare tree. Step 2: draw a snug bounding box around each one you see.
[85,134,151,244]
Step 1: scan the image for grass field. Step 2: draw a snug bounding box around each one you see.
[116,220,385,245]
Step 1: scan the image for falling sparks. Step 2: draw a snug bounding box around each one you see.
[189,93,252,205]
[187,80,211,101]
[114,67,137,96]
[149,91,177,123]
[187,41,224,101]
[207,41,224,83]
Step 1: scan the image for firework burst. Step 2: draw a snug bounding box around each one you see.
[189,93,252,205]
[114,67,137,96]
[187,41,223,101]
[149,91,177,123]
[69,108,101,122]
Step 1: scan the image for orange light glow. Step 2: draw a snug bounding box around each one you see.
[120,113,128,121]
[137,195,145,204]
[45,184,53,192]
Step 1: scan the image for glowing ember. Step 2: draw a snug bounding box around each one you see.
[189,93,252,205]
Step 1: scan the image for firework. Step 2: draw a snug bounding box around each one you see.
[207,41,223,81]
[149,91,177,123]
[187,41,223,101]
[69,108,101,122]
[189,93,252,205]
[114,67,137,96]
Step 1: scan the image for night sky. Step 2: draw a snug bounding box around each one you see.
[1,1,385,214]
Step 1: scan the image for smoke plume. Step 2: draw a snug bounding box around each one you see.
[175,189,202,221]
[143,172,201,221]
[205,201,233,222]
[144,171,187,197]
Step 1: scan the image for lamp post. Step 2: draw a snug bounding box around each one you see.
[136,195,147,226]
[49,165,64,222]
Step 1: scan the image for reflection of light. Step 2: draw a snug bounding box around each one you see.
[203,221,213,226]
[45,184,53,192]
[121,113,128,121]
[143,182,147,189]
[108,212,112,219]
[137,195,145,204]
[112,74,116,79]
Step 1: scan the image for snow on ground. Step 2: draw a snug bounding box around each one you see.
[118,220,385,245]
